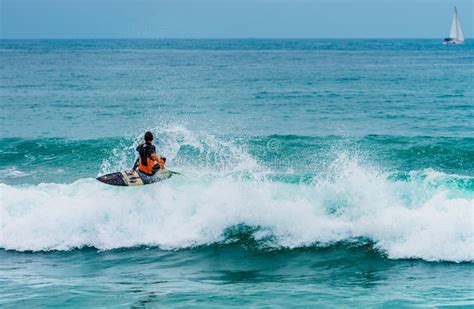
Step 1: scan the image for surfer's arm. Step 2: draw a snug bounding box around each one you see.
[131,158,139,173]
[150,153,166,169]
[150,153,160,161]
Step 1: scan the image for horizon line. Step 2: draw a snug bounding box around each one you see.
[0,37,471,40]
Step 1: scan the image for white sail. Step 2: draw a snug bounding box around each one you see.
[448,7,464,42]
[455,9,464,42]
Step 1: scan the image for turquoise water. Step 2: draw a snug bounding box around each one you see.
[1,39,473,307]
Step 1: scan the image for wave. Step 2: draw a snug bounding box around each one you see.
[1,161,472,262]
[1,131,473,186]
[1,126,473,262]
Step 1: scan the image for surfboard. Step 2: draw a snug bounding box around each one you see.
[96,169,173,186]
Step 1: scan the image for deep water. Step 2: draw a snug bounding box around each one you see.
[0,39,473,307]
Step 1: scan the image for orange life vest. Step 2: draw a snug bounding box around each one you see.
[137,142,164,175]
[138,156,158,175]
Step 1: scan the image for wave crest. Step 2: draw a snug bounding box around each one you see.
[1,156,472,262]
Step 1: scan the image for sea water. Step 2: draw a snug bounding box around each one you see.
[0,39,473,307]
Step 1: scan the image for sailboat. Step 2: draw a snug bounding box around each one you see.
[443,6,464,44]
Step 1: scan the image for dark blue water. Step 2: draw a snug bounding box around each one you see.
[0,39,473,307]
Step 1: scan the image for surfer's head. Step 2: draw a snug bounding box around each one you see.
[144,131,153,143]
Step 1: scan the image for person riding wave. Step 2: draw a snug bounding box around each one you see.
[131,131,166,176]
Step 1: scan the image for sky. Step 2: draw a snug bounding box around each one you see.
[0,0,472,39]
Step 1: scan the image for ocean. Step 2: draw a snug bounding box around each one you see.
[0,39,473,307]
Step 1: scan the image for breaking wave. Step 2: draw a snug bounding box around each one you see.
[1,127,473,262]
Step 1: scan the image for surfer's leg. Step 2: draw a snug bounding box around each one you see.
[137,171,153,184]
[152,158,166,173]
[152,164,161,174]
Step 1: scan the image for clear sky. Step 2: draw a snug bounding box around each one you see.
[1,0,472,39]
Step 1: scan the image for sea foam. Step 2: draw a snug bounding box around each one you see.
[1,163,472,262]
[1,127,473,262]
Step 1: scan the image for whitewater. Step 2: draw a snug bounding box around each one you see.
[1,127,472,262]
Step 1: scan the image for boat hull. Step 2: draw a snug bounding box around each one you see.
[443,38,464,45]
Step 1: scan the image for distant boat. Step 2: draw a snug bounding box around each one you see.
[443,6,464,44]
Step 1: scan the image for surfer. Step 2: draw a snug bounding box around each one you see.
[96,131,174,186]
[131,131,166,177]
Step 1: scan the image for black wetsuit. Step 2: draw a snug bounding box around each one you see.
[132,142,160,176]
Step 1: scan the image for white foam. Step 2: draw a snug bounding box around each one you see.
[1,159,473,262]
[2,126,473,261]
[0,167,29,179]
